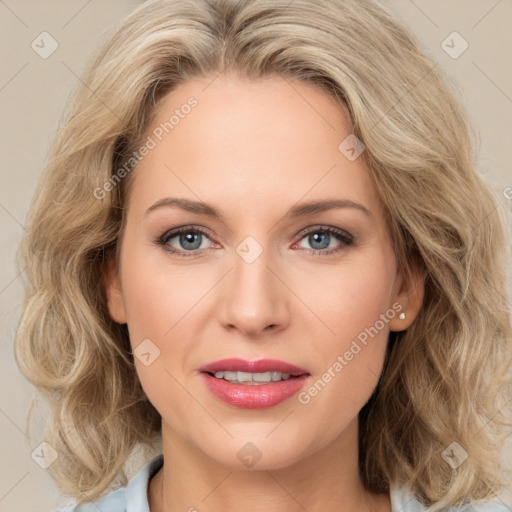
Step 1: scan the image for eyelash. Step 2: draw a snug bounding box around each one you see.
[155,225,354,259]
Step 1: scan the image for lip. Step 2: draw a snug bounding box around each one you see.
[199,358,310,409]
[199,358,309,376]
[201,373,310,409]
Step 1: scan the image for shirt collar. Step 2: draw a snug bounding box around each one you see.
[125,453,164,512]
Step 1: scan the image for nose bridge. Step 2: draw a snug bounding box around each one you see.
[218,236,288,335]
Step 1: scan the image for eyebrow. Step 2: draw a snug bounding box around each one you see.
[145,197,373,220]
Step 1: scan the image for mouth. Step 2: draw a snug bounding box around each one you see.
[199,358,310,409]
[199,357,309,376]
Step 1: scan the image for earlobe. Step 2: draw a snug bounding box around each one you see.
[102,255,128,324]
[389,266,425,332]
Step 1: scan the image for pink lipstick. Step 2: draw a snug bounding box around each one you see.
[199,358,310,409]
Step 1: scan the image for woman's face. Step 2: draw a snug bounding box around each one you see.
[105,72,422,470]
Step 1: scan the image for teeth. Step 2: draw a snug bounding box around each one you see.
[212,371,292,384]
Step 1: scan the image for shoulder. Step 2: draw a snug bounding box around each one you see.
[50,453,164,512]
[390,485,511,511]
[50,487,126,512]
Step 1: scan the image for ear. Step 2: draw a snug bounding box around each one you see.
[388,264,425,332]
[102,252,128,324]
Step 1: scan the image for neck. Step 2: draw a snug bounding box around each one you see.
[148,418,391,512]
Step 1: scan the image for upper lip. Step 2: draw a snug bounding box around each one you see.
[199,358,309,376]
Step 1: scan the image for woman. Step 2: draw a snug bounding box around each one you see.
[14,0,512,510]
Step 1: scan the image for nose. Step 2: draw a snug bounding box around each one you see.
[217,247,290,338]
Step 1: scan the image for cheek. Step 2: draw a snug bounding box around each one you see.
[297,252,394,410]
[119,239,209,344]
[118,249,194,425]
[336,266,392,342]
[306,251,395,348]
[117,241,214,403]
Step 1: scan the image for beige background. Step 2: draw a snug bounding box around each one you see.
[1,1,511,511]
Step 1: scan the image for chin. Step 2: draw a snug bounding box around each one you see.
[198,434,313,471]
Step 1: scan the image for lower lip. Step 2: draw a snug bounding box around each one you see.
[201,373,310,409]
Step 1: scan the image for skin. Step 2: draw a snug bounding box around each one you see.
[104,72,424,512]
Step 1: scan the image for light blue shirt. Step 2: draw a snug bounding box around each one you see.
[53,453,511,512]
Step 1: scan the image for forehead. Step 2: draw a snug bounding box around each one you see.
[126,73,384,222]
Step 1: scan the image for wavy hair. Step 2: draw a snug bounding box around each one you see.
[14,0,512,509]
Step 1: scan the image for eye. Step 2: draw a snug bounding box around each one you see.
[156,226,215,258]
[293,225,354,256]
[155,224,354,259]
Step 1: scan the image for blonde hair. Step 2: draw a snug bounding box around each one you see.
[14,0,512,509]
